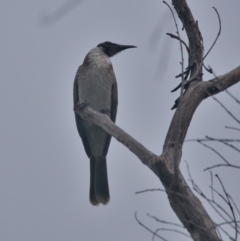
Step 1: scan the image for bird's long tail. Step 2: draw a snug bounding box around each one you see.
[90,156,110,205]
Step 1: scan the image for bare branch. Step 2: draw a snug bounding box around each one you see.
[74,104,157,166]
[152,227,191,240]
[185,161,240,231]
[216,175,238,240]
[210,171,214,201]
[203,7,221,61]
[198,136,240,170]
[225,126,240,131]
[135,212,168,241]
[213,221,240,229]
[205,136,240,153]
[225,90,240,104]
[148,212,191,240]
[228,196,240,217]
[203,64,213,74]
[166,33,189,53]
[147,214,184,229]
[204,164,240,171]
[186,138,240,142]
[212,96,240,125]
[135,188,165,194]
[217,226,234,241]
[197,141,230,165]
[202,221,240,241]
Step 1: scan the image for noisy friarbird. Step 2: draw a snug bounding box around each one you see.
[73,41,136,205]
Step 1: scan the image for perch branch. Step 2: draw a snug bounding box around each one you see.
[74,104,157,166]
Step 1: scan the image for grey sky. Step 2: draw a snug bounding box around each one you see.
[0,0,240,240]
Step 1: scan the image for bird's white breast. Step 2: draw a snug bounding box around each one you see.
[87,48,112,68]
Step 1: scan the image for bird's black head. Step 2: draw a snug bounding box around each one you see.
[97,41,136,57]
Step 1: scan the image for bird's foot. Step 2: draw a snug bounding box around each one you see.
[74,102,88,112]
[100,109,110,116]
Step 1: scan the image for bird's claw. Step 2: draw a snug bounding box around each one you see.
[74,102,88,112]
[100,109,110,116]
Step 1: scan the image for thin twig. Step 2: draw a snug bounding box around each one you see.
[217,226,234,241]
[203,64,213,73]
[225,90,240,104]
[206,186,240,230]
[220,141,240,153]
[135,188,165,194]
[210,171,214,201]
[216,174,238,241]
[225,126,240,132]
[186,136,240,153]
[209,186,228,204]
[135,212,168,241]
[203,7,221,61]
[212,95,240,125]
[152,227,191,240]
[205,136,240,153]
[136,187,191,200]
[197,141,230,165]
[185,161,240,232]
[203,220,240,239]
[147,214,184,228]
[212,221,240,229]
[215,223,222,241]
[204,164,240,171]
[186,138,240,142]
[229,196,240,216]
[166,33,189,53]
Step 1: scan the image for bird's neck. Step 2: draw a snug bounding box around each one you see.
[84,47,112,68]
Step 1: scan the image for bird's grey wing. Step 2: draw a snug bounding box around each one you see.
[102,78,118,156]
[110,79,118,123]
[74,65,92,158]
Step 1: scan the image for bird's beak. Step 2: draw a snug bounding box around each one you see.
[117,44,137,51]
[109,44,137,57]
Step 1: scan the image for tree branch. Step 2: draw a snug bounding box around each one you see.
[74,104,157,166]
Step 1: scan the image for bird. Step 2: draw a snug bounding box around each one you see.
[73,41,136,205]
